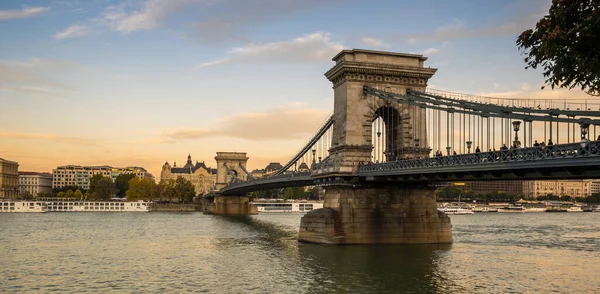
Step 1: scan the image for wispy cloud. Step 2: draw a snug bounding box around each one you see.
[0,57,80,95]
[52,0,200,39]
[102,0,196,33]
[359,37,388,49]
[196,32,344,68]
[422,48,439,55]
[402,8,543,44]
[0,7,49,21]
[53,24,89,40]
[191,0,345,43]
[162,104,330,141]
[0,132,103,147]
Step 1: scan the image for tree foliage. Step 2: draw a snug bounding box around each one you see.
[127,177,157,201]
[174,176,196,203]
[156,179,177,201]
[94,177,117,200]
[517,0,600,96]
[284,187,309,200]
[88,174,105,195]
[74,190,83,199]
[115,173,137,198]
[52,185,83,195]
[65,189,74,198]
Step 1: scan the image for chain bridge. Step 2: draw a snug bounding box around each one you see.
[208,49,600,245]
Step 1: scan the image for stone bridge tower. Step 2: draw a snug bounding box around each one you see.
[324,49,436,173]
[215,152,249,190]
[208,152,257,215]
[299,49,452,244]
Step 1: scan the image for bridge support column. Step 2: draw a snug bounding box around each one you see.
[205,195,258,215]
[299,184,452,244]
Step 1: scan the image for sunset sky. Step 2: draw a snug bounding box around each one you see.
[0,0,593,177]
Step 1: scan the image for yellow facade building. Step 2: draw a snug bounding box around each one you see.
[0,158,20,199]
[160,154,217,196]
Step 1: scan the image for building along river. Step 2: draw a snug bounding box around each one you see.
[1,212,599,293]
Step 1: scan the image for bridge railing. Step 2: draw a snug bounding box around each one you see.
[222,171,312,190]
[357,141,600,174]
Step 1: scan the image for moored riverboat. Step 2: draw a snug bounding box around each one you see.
[438,207,474,215]
[472,206,498,212]
[0,201,47,213]
[43,200,150,212]
[253,201,324,213]
[497,205,527,213]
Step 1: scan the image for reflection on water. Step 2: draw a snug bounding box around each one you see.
[297,243,454,294]
[1,212,599,293]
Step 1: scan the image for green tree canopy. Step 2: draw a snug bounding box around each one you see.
[115,173,137,198]
[156,179,177,201]
[74,190,83,199]
[52,185,83,195]
[57,191,65,198]
[284,187,308,200]
[89,174,105,195]
[94,177,116,200]
[174,176,196,203]
[65,189,74,198]
[517,0,600,96]
[126,177,157,201]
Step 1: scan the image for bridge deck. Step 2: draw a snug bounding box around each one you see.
[219,142,600,195]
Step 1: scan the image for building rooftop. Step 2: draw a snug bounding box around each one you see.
[19,171,52,177]
[265,162,283,171]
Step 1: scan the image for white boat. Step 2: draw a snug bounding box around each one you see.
[567,206,584,212]
[497,205,527,213]
[472,206,497,212]
[438,207,474,215]
[524,207,547,213]
[0,201,47,213]
[253,201,324,213]
[43,200,149,212]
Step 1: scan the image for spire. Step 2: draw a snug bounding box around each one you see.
[187,153,192,163]
[173,161,177,167]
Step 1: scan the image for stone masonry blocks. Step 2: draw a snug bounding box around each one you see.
[298,185,453,244]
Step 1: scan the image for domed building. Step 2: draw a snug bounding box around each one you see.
[160,154,217,196]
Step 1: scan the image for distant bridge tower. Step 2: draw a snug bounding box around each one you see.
[324,49,435,172]
[214,152,249,190]
[209,152,257,215]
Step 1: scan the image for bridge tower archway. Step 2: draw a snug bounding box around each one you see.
[214,152,249,190]
[324,49,436,172]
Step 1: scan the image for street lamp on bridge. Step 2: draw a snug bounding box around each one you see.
[580,121,590,155]
[446,146,451,156]
[413,138,420,159]
[512,121,521,147]
[466,141,472,153]
[311,149,316,164]
[376,131,381,161]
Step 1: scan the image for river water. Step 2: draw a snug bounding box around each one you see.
[1,212,599,293]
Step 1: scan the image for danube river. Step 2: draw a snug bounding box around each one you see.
[1,212,599,293]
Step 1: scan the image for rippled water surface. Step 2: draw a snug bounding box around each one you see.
[1,212,599,293]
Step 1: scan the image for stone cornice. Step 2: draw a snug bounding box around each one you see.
[331,49,429,62]
[325,61,437,88]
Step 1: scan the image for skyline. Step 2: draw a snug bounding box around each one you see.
[0,0,595,178]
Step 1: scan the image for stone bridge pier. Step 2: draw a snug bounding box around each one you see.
[298,184,452,244]
[300,49,452,244]
[207,152,257,215]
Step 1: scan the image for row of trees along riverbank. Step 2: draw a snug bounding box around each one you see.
[34,174,196,203]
